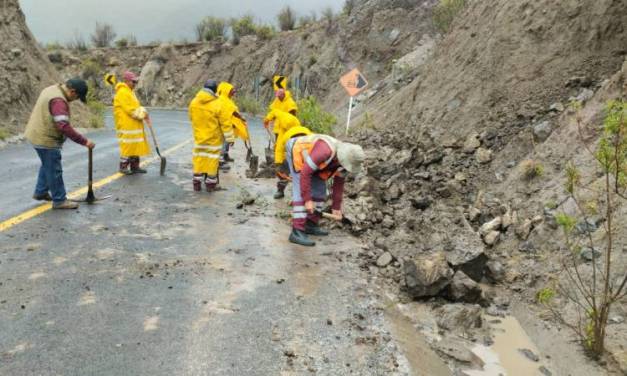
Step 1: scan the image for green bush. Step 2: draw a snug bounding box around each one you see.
[196,17,227,42]
[81,59,103,82]
[0,127,9,140]
[255,25,276,41]
[433,0,467,33]
[115,35,137,48]
[277,6,296,31]
[230,15,257,44]
[298,12,317,28]
[67,33,88,51]
[298,96,336,135]
[236,95,263,116]
[45,42,63,51]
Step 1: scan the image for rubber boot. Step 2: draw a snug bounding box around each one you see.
[205,175,218,192]
[274,180,287,199]
[224,153,234,162]
[193,174,203,192]
[119,158,132,175]
[305,221,329,236]
[289,229,316,247]
[219,159,231,172]
[130,157,147,174]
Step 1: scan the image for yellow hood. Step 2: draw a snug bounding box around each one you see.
[217,82,235,99]
[194,88,218,104]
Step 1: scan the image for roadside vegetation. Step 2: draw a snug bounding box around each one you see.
[195,17,227,42]
[90,22,117,48]
[236,95,263,116]
[432,0,467,33]
[297,96,336,135]
[541,100,627,359]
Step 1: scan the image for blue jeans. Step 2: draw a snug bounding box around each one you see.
[34,148,67,203]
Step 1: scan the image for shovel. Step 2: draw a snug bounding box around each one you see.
[146,118,166,176]
[245,140,259,176]
[315,210,353,225]
[72,147,111,204]
[264,127,275,165]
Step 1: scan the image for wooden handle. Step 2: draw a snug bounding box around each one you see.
[322,212,343,221]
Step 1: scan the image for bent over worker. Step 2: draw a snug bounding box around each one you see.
[113,71,150,175]
[286,135,365,247]
[264,110,302,199]
[24,78,95,210]
[188,80,232,192]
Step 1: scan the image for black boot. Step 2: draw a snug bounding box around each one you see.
[273,190,285,199]
[130,157,147,174]
[305,221,329,236]
[289,229,316,247]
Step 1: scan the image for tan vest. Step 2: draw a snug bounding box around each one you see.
[25,85,69,148]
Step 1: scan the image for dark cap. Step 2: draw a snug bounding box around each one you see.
[203,79,218,93]
[66,78,88,103]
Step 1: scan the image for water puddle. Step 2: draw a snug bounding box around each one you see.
[465,316,550,376]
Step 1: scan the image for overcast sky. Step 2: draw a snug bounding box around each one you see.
[20,0,342,44]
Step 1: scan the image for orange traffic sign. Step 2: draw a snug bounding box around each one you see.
[340,68,368,97]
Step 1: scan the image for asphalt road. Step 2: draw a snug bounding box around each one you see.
[0,110,447,375]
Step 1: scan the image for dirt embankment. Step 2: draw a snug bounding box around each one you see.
[0,0,89,140]
[49,0,438,114]
[343,0,627,373]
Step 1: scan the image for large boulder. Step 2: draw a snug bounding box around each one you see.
[445,230,489,282]
[436,304,483,332]
[404,252,454,299]
[448,271,483,303]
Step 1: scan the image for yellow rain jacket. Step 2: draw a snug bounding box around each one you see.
[188,89,232,176]
[275,126,312,164]
[217,82,248,142]
[268,90,298,134]
[113,83,150,157]
[264,110,301,143]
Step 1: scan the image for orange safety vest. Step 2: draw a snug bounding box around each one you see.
[292,135,341,181]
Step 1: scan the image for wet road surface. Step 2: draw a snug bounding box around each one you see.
[0,110,446,375]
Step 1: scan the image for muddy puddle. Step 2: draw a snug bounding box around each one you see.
[465,316,550,376]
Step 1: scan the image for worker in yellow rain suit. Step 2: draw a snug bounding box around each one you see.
[113,71,150,175]
[216,82,247,170]
[188,80,233,192]
[264,110,303,199]
[267,76,298,138]
[273,125,313,199]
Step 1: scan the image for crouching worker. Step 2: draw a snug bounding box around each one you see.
[274,126,312,199]
[188,80,232,192]
[24,78,95,209]
[286,135,365,247]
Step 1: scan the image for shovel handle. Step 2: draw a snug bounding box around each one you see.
[145,119,161,151]
[88,147,93,186]
[315,210,342,222]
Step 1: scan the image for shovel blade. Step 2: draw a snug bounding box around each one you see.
[160,157,167,176]
[249,155,259,176]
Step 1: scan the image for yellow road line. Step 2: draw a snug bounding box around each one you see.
[0,139,192,233]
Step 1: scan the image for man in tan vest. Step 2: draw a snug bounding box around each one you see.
[24,78,95,209]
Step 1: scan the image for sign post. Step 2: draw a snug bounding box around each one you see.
[339,68,368,135]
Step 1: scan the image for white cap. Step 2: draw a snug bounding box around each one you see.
[336,142,365,175]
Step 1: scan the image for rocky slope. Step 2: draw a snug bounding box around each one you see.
[49,0,438,113]
[344,0,627,373]
[0,0,88,141]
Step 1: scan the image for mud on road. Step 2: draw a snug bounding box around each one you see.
[0,111,447,376]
